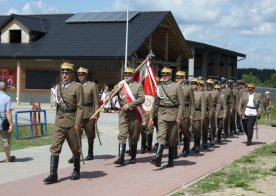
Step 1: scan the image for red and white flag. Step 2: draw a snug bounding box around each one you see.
[120,81,145,122]
[134,60,158,114]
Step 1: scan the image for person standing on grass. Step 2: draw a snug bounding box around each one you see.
[0,81,16,162]
[263,91,272,121]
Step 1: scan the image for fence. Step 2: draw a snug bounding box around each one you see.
[256,87,276,99]
[15,109,48,139]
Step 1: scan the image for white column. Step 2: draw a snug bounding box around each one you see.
[16,60,21,106]
[188,47,195,80]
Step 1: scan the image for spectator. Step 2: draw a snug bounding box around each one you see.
[101,84,112,113]
[50,83,57,108]
[263,91,272,121]
[0,81,15,162]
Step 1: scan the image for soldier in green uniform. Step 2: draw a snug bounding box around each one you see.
[149,68,184,167]
[44,62,84,184]
[199,79,213,148]
[68,67,99,163]
[227,80,236,135]
[206,79,218,145]
[114,67,145,166]
[214,84,227,143]
[191,78,206,153]
[238,83,262,146]
[220,77,234,138]
[175,71,195,157]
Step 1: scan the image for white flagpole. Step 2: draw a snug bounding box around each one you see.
[124,0,129,69]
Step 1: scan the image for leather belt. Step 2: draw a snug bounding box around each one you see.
[158,104,178,108]
[246,106,256,109]
[59,108,76,113]
[84,103,93,106]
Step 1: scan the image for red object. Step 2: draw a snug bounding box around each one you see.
[0,68,17,89]
[134,60,158,113]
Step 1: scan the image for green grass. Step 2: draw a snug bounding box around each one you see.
[0,124,55,152]
[173,142,276,195]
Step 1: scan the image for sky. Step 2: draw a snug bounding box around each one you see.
[0,0,275,69]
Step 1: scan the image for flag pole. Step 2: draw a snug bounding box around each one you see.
[124,0,129,69]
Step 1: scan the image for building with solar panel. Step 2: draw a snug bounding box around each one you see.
[0,11,245,104]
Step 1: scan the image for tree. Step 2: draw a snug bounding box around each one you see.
[271,73,276,88]
[241,72,261,85]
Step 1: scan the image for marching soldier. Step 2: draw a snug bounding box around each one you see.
[68,67,99,163]
[44,62,84,184]
[150,68,185,167]
[220,77,234,138]
[190,78,206,153]
[114,67,145,166]
[238,83,262,146]
[199,80,214,148]
[140,113,154,153]
[206,79,218,145]
[175,71,195,157]
[214,84,227,143]
[227,79,236,135]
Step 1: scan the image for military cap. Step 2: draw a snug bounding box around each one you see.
[191,78,199,84]
[161,67,172,74]
[214,84,221,89]
[227,79,234,84]
[124,67,135,74]
[198,76,204,81]
[60,62,74,72]
[206,78,214,85]
[77,67,88,74]
[248,83,255,89]
[220,77,227,83]
[199,80,205,85]
[176,71,186,77]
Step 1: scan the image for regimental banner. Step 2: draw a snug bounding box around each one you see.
[0,68,17,89]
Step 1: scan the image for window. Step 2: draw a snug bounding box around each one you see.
[26,70,59,89]
[9,30,21,43]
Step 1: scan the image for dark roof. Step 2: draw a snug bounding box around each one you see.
[0,11,191,59]
[186,40,246,58]
[0,14,49,33]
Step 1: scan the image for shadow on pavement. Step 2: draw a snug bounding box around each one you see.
[14,157,34,162]
[94,155,116,160]
[58,171,107,182]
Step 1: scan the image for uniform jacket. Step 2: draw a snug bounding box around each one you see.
[181,83,195,118]
[222,87,234,111]
[118,81,145,119]
[204,91,214,118]
[56,81,84,127]
[82,81,99,119]
[238,92,262,119]
[215,92,227,118]
[193,90,206,121]
[151,81,185,121]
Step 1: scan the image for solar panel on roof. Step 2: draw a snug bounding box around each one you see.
[65,11,140,23]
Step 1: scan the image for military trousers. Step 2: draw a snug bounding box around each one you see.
[217,118,224,140]
[50,125,80,157]
[82,119,95,142]
[180,117,191,150]
[192,120,202,147]
[202,117,210,144]
[242,116,257,141]
[224,111,230,136]
[229,111,236,133]
[157,120,178,147]
[118,114,141,145]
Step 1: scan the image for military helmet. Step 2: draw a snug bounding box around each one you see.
[191,78,199,84]
[206,78,214,85]
[198,80,205,85]
[248,83,255,89]
[214,84,221,89]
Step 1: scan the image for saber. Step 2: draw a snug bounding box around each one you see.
[95,121,102,146]
[209,118,214,146]
[255,118,258,140]
[235,111,238,133]
[77,131,85,165]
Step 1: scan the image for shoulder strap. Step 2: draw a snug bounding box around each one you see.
[161,83,177,105]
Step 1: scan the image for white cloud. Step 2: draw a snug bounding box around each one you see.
[240,23,276,36]
[7,8,18,15]
[21,0,62,15]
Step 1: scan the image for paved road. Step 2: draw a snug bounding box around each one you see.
[0,103,275,195]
